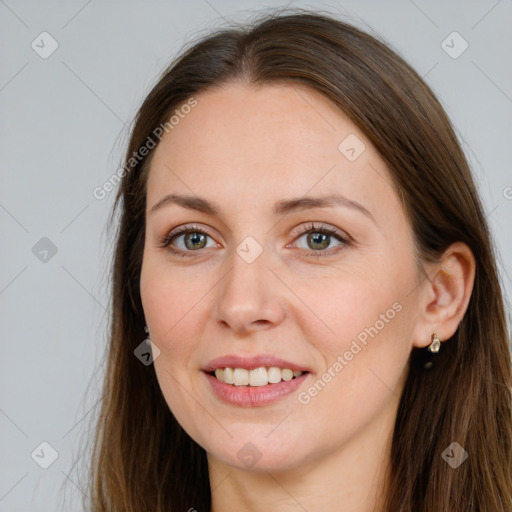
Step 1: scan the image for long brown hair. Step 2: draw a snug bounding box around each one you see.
[83,8,512,511]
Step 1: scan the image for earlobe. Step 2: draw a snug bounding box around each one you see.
[413,241,476,349]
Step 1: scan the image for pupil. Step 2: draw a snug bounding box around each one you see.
[186,232,206,250]
[309,232,329,250]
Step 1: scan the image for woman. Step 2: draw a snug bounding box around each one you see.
[85,9,512,511]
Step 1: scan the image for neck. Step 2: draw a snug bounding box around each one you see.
[208,403,395,512]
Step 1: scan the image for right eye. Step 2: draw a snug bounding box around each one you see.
[158,224,219,257]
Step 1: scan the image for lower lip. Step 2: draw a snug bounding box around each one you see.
[203,371,310,407]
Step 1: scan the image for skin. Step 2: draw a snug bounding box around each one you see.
[139,82,475,512]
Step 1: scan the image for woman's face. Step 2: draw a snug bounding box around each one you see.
[140,82,424,472]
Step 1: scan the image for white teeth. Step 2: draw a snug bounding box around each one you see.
[223,367,234,384]
[249,367,268,387]
[212,366,305,386]
[267,366,282,384]
[281,369,293,381]
[233,368,249,386]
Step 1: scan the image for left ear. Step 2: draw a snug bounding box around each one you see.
[412,241,476,349]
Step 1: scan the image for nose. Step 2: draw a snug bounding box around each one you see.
[212,245,288,335]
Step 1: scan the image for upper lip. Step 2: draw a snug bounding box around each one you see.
[203,354,311,373]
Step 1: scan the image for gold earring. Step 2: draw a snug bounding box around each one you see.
[427,331,441,353]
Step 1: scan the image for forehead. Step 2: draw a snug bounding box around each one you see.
[146,82,398,223]
[151,82,361,166]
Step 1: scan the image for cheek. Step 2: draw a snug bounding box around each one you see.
[297,270,412,400]
[295,283,410,444]
[299,269,405,347]
[140,252,207,342]
[140,260,206,423]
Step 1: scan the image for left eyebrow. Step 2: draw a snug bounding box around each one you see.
[273,194,375,223]
[148,192,376,224]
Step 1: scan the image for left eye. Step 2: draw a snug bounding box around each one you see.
[288,222,350,257]
[294,229,345,252]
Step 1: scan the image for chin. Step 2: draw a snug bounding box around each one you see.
[203,431,311,473]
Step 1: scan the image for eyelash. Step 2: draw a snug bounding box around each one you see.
[158,222,351,259]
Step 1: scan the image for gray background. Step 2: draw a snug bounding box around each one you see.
[1,1,511,510]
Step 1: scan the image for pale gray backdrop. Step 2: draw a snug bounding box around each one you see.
[1,1,511,510]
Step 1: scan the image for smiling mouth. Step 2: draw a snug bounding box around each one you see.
[208,367,309,387]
